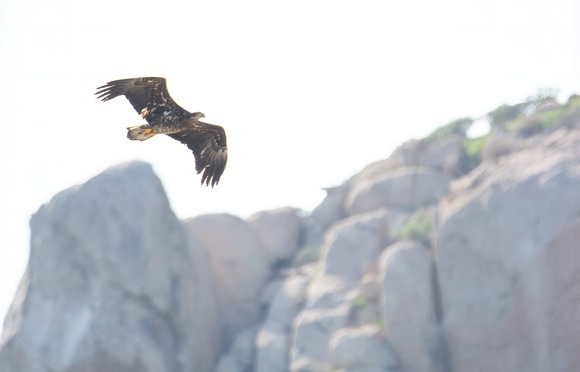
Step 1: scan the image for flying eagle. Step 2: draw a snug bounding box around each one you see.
[95,77,227,187]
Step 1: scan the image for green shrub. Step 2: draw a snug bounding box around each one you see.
[487,89,559,128]
[567,94,580,106]
[504,104,571,136]
[538,104,580,130]
[426,117,473,142]
[462,134,489,161]
[352,294,367,308]
[540,109,563,127]
[486,103,526,128]
[395,208,433,247]
[552,105,580,129]
[506,114,545,137]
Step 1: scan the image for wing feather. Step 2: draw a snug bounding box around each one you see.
[95,77,189,121]
[167,123,228,187]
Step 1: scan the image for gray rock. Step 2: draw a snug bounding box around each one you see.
[346,167,453,214]
[387,136,465,175]
[321,210,390,287]
[185,213,271,341]
[303,184,351,249]
[255,275,308,372]
[437,128,580,372]
[350,136,465,185]
[247,207,301,263]
[288,275,353,371]
[416,136,466,175]
[266,275,309,329]
[309,184,350,231]
[329,324,399,371]
[347,140,423,187]
[214,355,241,372]
[229,325,258,370]
[260,279,284,306]
[334,368,397,372]
[379,207,413,233]
[215,325,258,372]
[380,240,444,372]
[289,276,353,371]
[0,161,220,372]
[350,275,383,327]
[359,274,380,301]
[255,325,288,372]
[290,305,351,372]
[290,210,392,371]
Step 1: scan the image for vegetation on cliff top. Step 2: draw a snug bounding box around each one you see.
[423,90,580,166]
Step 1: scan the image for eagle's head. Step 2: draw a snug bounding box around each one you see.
[192,112,206,120]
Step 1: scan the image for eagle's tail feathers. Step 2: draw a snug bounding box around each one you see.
[127,125,157,141]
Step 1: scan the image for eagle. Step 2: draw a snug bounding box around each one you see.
[95,77,227,187]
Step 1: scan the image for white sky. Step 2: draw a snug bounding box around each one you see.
[1,0,579,334]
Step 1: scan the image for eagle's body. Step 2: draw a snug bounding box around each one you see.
[95,77,227,187]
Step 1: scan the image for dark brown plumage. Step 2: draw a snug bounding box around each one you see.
[95,77,227,187]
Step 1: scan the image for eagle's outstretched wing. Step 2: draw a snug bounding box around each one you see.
[167,123,228,187]
[95,77,189,122]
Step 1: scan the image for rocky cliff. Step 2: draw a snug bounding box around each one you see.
[1,104,580,372]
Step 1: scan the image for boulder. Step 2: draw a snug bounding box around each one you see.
[309,184,350,231]
[378,207,413,233]
[321,210,390,287]
[415,136,466,175]
[229,325,258,370]
[437,128,580,372]
[215,325,258,372]
[255,275,308,372]
[290,211,391,371]
[185,213,271,341]
[0,162,220,372]
[329,324,399,371]
[289,275,354,371]
[260,279,284,307]
[346,167,453,214]
[303,184,351,249]
[347,274,382,326]
[214,355,241,372]
[380,240,445,372]
[255,325,288,372]
[265,275,309,330]
[359,274,380,301]
[350,136,466,185]
[247,207,301,263]
[290,305,351,372]
[347,139,420,186]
